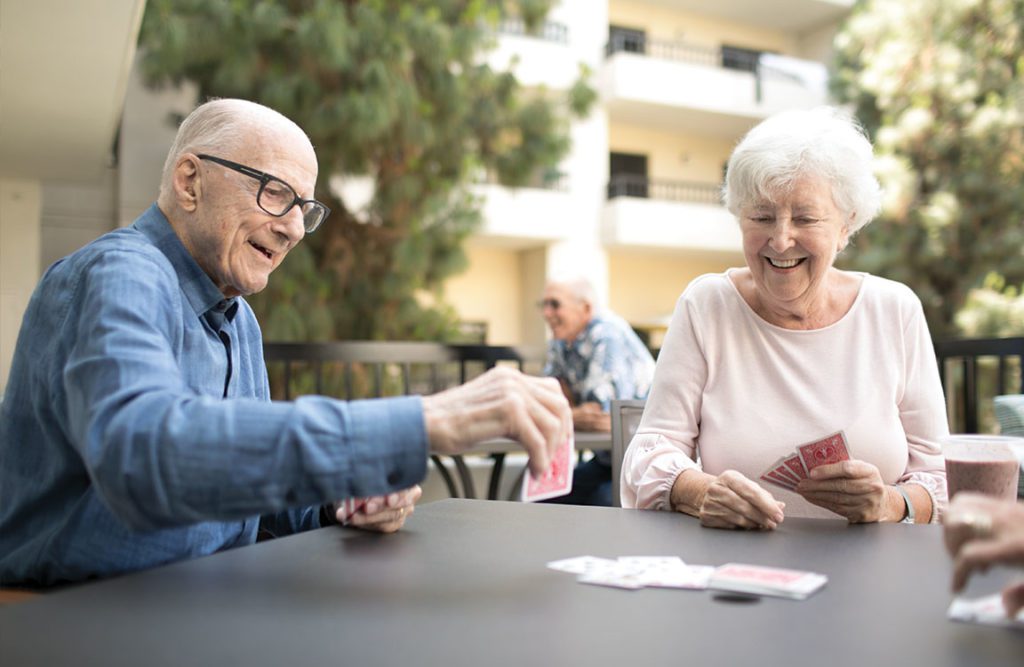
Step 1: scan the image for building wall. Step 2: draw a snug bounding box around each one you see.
[608,0,797,54]
[607,249,739,328]
[609,123,736,183]
[0,179,41,393]
[443,244,525,345]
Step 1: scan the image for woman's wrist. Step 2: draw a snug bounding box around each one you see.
[670,469,711,516]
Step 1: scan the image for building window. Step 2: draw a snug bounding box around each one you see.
[608,25,647,55]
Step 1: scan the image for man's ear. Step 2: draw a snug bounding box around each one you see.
[172,155,202,213]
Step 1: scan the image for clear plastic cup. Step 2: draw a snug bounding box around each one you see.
[942,435,1022,501]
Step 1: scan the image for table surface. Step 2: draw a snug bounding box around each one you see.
[2,499,1022,666]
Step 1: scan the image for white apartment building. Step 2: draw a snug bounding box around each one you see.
[0,0,853,392]
[448,0,853,349]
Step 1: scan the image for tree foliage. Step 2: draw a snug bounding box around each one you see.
[138,0,591,341]
[832,0,1024,336]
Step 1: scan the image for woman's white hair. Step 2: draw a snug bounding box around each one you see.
[722,106,882,235]
[157,98,308,205]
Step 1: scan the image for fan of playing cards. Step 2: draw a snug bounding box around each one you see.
[760,431,851,491]
[546,556,827,600]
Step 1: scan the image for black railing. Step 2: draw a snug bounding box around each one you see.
[263,342,547,499]
[498,18,568,43]
[605,34,759,72]
[935,337,1024,433]
[606,174,721,204]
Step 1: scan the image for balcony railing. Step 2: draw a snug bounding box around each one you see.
[605,34,758,72]
[498,17,569,44]
[606,174,722,205]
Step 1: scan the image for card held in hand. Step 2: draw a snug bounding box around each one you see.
[522,434,574,502]
[797,431,850,472]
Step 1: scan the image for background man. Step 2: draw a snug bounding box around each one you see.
[540,276,655,505]
[0,99,570,587]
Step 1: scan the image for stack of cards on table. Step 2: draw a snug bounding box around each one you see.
[546,556,715,590]
[760,431,851,491]
[521,434,574,502]
[546,557,826,599]
[947,593,1024,628]
[707,563,828,600]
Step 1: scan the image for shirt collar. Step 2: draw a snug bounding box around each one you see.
[134,204,238,322]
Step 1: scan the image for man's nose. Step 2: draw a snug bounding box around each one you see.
[271,205,306,244]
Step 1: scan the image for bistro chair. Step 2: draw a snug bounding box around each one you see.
[610,399,646,507]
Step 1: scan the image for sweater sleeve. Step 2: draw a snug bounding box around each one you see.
[621,289,705,509]
[896,296,950,522]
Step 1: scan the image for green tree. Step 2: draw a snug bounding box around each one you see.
[139,0,593,341]
[832,0,1024,337]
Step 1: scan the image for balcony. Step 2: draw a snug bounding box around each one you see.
[602,175,742,254]
[600,35,829,137]
[472,174,578,247]
[485,18,578,90]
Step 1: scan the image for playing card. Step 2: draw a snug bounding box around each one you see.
[577,562,648,590]
[797,431,850,472]
[770,463,800,485]
[760,470,797,491]
[948,593,1024,628]
[709,563,828,600]
[640,563,716,590]
[546,555,617,575]
[780,454,809,481]
[522,434,575,502]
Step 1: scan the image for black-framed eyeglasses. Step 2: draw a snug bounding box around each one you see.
[197,154,330,233]
[537,298,562,310]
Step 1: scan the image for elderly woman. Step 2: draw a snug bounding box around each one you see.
[621,107,948,528]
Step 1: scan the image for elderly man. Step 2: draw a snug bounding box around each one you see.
[540,277,655,505]
[0,99,570,587]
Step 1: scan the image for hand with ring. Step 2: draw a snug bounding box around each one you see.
[944,492,1024,617]
[335,485,422,534]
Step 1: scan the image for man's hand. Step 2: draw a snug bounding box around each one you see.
[335,485,422,534]
[944,493,1024,616]
[422,367,572,478]
[572,402,611,432]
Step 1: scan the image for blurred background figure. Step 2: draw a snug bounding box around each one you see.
[540,276,655,506]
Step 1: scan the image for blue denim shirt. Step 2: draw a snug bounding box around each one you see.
[0,205,427,586]
[544,312,656,464]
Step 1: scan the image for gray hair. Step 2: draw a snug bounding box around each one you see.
[722,106,882,235]
[157,98,308,204]
[547,275,601,310]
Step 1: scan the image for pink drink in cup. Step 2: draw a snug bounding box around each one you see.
[943,435,1021,501]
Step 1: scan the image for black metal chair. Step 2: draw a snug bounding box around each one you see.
[934,337,1024,433]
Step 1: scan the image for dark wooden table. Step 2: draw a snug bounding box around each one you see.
[2,499,1021,666]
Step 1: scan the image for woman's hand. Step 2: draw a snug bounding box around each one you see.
[795,460,895,523]
[676,469,785,530]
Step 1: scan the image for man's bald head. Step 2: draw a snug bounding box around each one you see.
[157,99,313,208]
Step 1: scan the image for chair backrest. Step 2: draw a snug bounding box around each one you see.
[610,399,646,507]
[934,337,1024,433]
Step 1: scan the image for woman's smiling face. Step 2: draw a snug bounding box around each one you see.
[739,175,851,314]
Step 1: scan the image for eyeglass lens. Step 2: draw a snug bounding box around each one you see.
[258,181,326,232]
[539,299,561,310]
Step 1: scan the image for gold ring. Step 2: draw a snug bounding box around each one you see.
[958,511,993,540]
[398,507,405,518]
